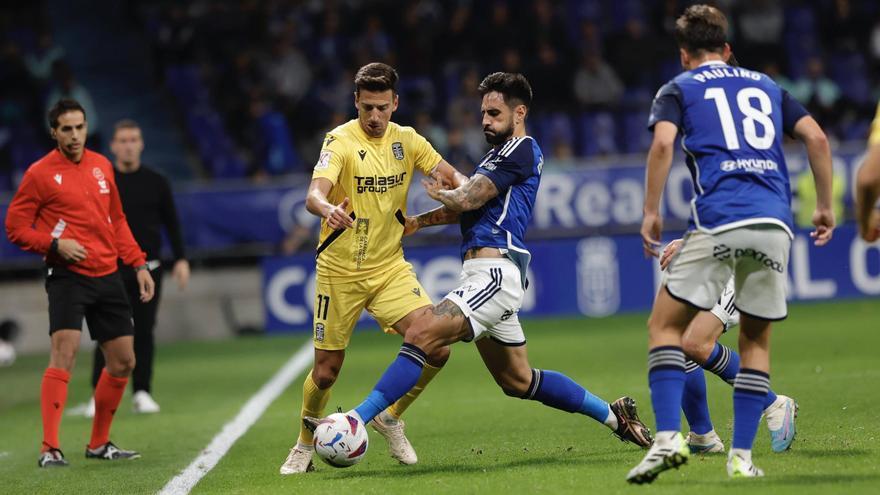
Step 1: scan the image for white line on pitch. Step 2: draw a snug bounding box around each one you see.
[158,340,313,495]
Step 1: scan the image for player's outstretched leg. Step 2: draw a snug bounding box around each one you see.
[475,337,652,448]
[681,361,724,454]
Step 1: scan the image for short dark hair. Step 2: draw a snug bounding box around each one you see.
[674,5,728,55]
[47,98,86,129]
[477,72,533,109]
[354,62,399,94]
[113,118,140,137]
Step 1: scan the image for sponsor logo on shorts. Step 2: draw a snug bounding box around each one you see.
[500,309,515,321]
[713,244,784,273]
[411,287,421,297]
[719,158,779,174]
[713,244,732,260]
[315,323,325,342]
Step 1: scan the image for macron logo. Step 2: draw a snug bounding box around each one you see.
[54,174,62,185]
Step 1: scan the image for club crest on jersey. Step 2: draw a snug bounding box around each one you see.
[92,167,105,181]
[391,142,404,160]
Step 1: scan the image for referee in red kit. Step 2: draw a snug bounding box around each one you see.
[5,99,155,467]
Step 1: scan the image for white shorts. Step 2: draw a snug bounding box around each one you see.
[709,277,740,331]
[444,258,526,345]
[666,226,791,320]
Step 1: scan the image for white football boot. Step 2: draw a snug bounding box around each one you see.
[279,444,315,475]
[727,450,765,478]
[370,410,417,465]
[626,431,690,484]
[687,429,725,454]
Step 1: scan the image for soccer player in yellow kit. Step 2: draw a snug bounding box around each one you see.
[856,101,880,243]
[280,63,466,474]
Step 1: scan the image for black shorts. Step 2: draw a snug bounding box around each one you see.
[45,265,134,343]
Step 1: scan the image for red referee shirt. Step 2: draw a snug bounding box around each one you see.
[5,148,146,277]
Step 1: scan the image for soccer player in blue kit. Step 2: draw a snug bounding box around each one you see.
[308,72,654,452]
[627,5,834,483]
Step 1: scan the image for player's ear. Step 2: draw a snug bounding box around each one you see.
[515,105,527,124]
[392,92,399,112]
[722,43,732,62]
[353,91,359,109]
[679,48,689,70]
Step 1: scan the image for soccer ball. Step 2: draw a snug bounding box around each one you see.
[313,412,369,467]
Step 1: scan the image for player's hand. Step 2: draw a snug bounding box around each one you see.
[660,238,683,271]
[810,207,835,246]
[56,238,87,263]
[421,178,447,201]
[640,211,663,258]
[324,197,353,230]
[172,259,190,291]
[137,269,155,303]
[403,216,419,236]
[859,210,880,243]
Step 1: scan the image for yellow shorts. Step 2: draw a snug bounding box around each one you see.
[312,261,432,350]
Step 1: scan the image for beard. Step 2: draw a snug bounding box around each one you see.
[483,121,514,145]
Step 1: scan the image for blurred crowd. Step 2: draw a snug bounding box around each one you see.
[2,0,880,187]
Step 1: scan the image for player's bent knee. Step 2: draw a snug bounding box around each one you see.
[426,344,450,368]
[681,334,713,363]
[496,372,531,398]
[311,364,340,389]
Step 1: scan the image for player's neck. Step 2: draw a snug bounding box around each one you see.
[689,55,725,70]
[116,160,141,173]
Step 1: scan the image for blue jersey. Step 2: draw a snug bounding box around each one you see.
[648,61,810,237]
[460,136,543,287]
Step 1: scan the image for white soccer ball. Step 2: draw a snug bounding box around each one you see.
[313,412,369,468]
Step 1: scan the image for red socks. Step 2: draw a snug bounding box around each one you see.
[88,369,128,449]
[41,368,71,452]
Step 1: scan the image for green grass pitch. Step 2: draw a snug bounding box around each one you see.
[0,299,877,494]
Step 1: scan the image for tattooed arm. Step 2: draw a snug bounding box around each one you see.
[422,174,499,212]
[403,206,460,236]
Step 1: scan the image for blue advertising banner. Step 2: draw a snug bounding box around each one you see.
[262,225,879,333]
[1,146,870,263]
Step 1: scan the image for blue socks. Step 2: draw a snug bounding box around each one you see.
[353,343,425,424]
[523,369,611,423]
[355,346,614,427]
[648,346,687,432]
[682,360,713,435]
[705,343,777,409]
[732,368,770,450]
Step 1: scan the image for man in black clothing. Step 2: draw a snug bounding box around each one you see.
[86,119,189,416]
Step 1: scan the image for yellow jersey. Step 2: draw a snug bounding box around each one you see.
[870,101,880,146]
[312,119,441,281]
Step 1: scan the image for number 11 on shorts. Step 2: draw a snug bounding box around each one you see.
[315,294,330,320]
